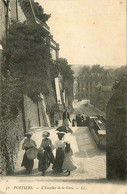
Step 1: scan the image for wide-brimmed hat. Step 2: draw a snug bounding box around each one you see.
[57,132,65,139]
[26,132,33,137]
[43,131,50,138]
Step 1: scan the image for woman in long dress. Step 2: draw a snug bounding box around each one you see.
[38,131,54,176]
[62,108,71,127]
[62,142,77,176]
[53,132,65,173]
[21,132,37,174]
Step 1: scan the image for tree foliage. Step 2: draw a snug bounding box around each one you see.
[79,64,113,85]
[57,58,74,97]
[1,22,51,117]
[112,66,127,91]
[114,65,127,79]
[33,1,51,23]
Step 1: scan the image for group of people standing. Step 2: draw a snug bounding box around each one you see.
[75,113,87,127]
[21,108,76,176]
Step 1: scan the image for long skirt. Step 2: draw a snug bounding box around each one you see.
[21,153,34,173]
[38,147,54,173]
[62,156,77,171]
[63,118,69,127]
[53,148,65,172]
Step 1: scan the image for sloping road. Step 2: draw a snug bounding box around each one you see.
[73,101,105,118]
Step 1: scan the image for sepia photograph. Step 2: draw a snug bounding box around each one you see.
[0,0,126,193]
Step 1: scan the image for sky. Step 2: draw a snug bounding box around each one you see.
[36,0,126,67]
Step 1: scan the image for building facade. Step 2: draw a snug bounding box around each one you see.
[76,73,113,112]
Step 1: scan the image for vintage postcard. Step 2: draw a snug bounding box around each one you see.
[0,0,126,194]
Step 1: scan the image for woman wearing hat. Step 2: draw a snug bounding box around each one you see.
[62,108,71,127]
[62,142,77,176]
[38,131,54,176]
[21,132,37,174]
[52,132,65,173]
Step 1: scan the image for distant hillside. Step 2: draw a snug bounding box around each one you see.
[71,64,119,77]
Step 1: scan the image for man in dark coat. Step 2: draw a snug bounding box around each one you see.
[50,109,55,127]
[76,114,82,126]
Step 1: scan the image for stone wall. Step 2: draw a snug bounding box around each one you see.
[0,0,6,175]
[106,77,127,179]
[0,110,24,175]
[23,95,50,130]
[0,0,26,175]
[23,95,40,130]
[10,0,26,22]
